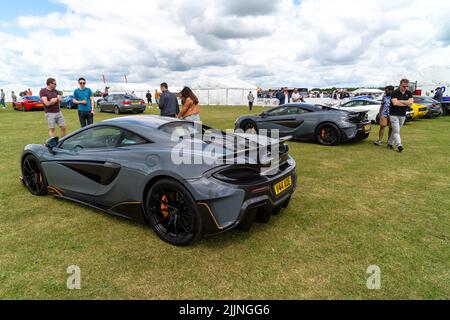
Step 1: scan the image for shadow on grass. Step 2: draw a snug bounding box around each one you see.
[46,193,279,249]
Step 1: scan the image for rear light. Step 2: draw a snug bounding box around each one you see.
[348,112,368,123]
[141,100,145,105]
[123,100,131,105]
[251,186,269,194]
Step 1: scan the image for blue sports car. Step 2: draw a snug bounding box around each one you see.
[60,95,78,109]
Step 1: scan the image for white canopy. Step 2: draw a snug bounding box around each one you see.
[192,77,257,90]
[351,88,384,94]
[408,65,450,86]
[108,83,153,93]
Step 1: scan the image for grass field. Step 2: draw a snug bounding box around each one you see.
[0,104,449,299]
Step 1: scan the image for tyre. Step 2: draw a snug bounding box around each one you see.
[114,106,120,115]
[316,123,342,146]
[21,104,26,112]
[281,196,291,209]
[21,154,48,196]
[241,120,258,134]
[255,206,272,223]
[145,178,202,246]
[137,110,144,114]
[271,206,282,216]
[359,133,370,141]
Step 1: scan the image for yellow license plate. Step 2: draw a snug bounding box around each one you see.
[274,176,293,196]
[37,104,44,107]
[132,102,141,105]
[364,124,371,132]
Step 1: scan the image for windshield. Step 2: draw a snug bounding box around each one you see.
[159,122,207,138]
[25,96,41,101]
[124,94,140,100]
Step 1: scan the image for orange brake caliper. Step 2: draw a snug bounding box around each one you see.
[161,194,169,218]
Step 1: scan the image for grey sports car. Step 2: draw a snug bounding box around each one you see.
[20,116,297,246]
[235,103,371,146]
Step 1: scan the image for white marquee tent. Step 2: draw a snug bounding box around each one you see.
[351,88,384,95]
[404,65,450,96]
[192,77,257,106]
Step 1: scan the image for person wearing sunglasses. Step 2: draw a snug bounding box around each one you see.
[40,78,67,138]
[388,79,414,153]
[73,77,95,128]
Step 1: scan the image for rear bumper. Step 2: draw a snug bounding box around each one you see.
[341,121,371,141]
[425,108,442,117]
[26,105,44,111]
[120,105,146,112]
[195,161,297,237]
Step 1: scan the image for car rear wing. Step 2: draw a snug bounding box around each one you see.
[219,133,292,168]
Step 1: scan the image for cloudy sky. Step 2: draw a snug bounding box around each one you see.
[0,0,449,89]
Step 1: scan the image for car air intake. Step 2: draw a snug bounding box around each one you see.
[213,166,267,184]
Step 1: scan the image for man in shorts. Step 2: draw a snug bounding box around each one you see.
[374,86,394,146]
[40,78,67,138]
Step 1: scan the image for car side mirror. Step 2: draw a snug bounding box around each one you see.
[45,137,59,154]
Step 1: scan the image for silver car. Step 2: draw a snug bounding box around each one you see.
[98,94,146,114]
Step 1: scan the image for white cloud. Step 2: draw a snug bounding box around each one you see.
[0,0,449,90]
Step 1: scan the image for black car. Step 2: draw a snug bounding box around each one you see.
[235,104,371,146]
[97,94,146,114]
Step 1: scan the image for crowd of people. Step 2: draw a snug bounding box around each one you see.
[30,78,202,139]
[1,77,442,154]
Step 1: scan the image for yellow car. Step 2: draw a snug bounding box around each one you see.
[410,102,429,119]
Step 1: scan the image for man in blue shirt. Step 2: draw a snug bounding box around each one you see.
[73,78,95,128]
[374,86,394,146]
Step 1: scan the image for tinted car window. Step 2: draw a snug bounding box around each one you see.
[25,96,41,102]
[343,101,359,107]
[267,107,289,116]
[124,94,140,100]
[283,107,307,115]
[363,100,380,105]
[118,130,147,146]
[59,126,147,151]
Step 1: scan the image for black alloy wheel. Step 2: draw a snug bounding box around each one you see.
[21,154,48,196]
[316,124,341,146]
[146,179,202,246]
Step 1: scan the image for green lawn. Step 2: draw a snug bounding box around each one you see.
[0,104,449,299]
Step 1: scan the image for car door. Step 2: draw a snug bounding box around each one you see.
[92,130,150,217]
[104,95,114,111]
[41,126,124,204]
[362,100,381,122]
[257,106,306,136]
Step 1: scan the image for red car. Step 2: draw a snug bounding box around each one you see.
[14,96,45,112]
